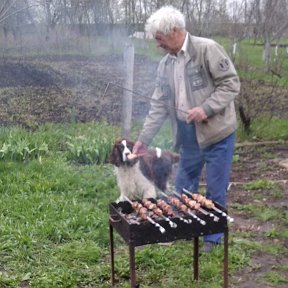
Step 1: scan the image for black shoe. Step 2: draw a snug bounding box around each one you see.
[202,242,220,253]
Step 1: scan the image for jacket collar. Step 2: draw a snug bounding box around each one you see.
[185,34,197,63]
[164,33,197,66]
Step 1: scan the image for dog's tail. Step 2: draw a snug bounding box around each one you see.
[154,147,180,163]
[162,151,180,163]
[153,151,179,191]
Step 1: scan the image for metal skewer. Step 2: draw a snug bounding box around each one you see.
[211,206,234,223]
[178,216,192,224]
[160,192,206,225]
[103,82,208,124]
[161,215,177,228]
[173,191,219,222]
[182,188,234,223]
[187,209,206,225]
[124,196,166,233]
[146,216,166,233]
[141,198,177,228]
[153,197,192,224]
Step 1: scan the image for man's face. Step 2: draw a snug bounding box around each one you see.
[155,30,179,55]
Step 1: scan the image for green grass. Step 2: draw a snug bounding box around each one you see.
[0,122,119,164]
[231,202,283,222]
[261,271,288,286]
[0,122,237,287]
[0,118,287,287]
[243,179,275,191]
[237,117,288,141]
[0,158,117,287]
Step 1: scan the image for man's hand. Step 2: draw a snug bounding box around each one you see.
[186,107,208,123]
[132,140,148,155]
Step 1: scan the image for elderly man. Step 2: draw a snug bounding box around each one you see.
[133,5,240,252]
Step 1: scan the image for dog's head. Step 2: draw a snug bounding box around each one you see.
[109,139,138,167]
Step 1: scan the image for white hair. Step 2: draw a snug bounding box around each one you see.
[145,5,186,37]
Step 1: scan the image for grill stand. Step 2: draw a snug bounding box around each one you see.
[109,224,229,288]
[128,242,137,287]
[193,237,199,280]
[109,224,116,286]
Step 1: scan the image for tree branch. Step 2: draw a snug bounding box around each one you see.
[0,3,38,24]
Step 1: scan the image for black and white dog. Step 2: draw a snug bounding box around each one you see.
[109,139,179,201]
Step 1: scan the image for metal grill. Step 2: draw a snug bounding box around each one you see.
[109,195,230,288]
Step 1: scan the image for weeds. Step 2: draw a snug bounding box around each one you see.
[0,129,49,161]
[261,271,288,286]
[65,122,118,164]
[244,179,275,190]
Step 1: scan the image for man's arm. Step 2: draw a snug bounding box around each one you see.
[201,42,240,118]
[132,140,148,155]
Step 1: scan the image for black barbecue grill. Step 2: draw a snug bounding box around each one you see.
[109,197,230,288]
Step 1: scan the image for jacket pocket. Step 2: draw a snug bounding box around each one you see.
[158,77,171,101]
[187,65,208,91]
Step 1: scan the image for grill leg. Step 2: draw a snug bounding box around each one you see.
[129,243,137,288]
[224,230,229,288]
[193,237,199,280]
[109,224,116,286]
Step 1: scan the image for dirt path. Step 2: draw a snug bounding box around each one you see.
[227,144,288,287]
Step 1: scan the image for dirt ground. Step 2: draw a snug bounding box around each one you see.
[227,144,288,288]
[0,55,287,287]
[0,55,156,127]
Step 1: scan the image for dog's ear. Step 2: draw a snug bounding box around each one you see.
[109,143,122,167]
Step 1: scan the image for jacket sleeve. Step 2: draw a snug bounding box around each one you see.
[138,66,169,145]
[201,42,241,117]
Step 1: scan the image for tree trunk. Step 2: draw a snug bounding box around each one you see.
[263,40,271,67]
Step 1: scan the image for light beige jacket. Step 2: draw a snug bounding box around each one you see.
[138,34,241,149]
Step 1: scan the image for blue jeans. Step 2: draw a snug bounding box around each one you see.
[175,120,235,244]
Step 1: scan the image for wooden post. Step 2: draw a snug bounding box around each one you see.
[122,41,134,138]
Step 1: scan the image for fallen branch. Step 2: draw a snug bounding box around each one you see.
[197,180,288,190]
[236,140,287,148]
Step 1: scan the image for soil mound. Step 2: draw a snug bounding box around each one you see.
[0,62,59,87]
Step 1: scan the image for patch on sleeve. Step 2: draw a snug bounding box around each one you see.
[218,58,230,71]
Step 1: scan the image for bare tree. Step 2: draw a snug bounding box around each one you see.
[227,0,254,62]
[36,0,64,40]
[0,0,25,24]
[0,0,35,41]
[182,0,230,37]
[252,0,288,67]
